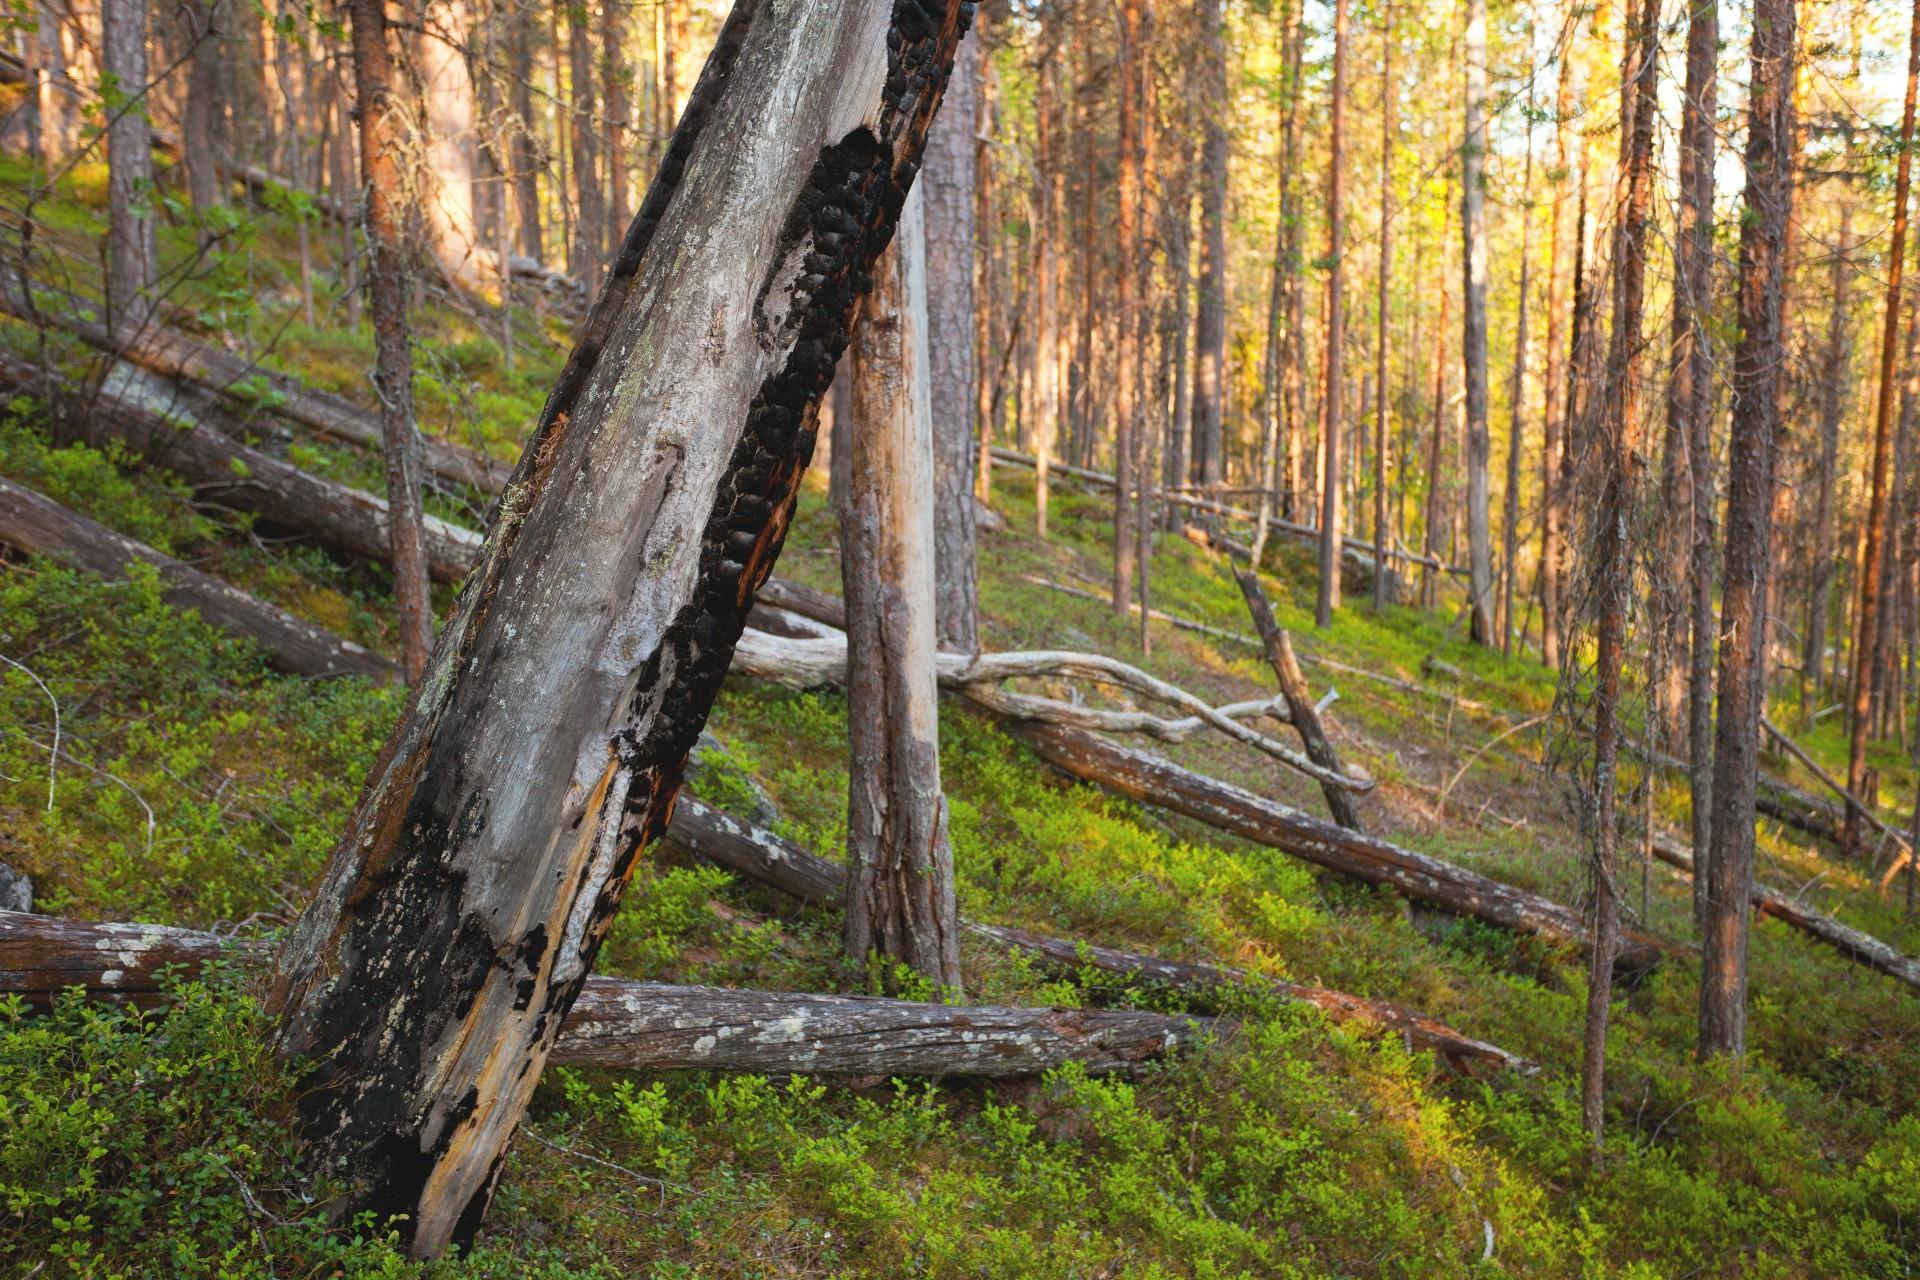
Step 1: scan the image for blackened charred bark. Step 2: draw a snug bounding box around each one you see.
[267,1,977,1257]
[1701,0,1796,1058]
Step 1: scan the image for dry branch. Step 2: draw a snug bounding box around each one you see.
[1236,570,1363,829]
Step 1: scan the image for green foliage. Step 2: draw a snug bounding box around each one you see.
[0,398,211,553]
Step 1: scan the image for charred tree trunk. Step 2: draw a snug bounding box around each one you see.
[265,4,975,1257]
[0,476,393,680]
[346,0,433,685]
[1582,0,1658,1153]
[101,0,157,344]
[1702,0,1797,1058]
[924,30,980,653]
[1460,0,1494,645]
[1845,0,1920,847]
[840,188,964,996]
[1316,0,1349,628]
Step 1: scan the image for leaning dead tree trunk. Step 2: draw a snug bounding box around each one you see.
[266,3,975,1257]
[1648,838,1920,994]
[839,187,964,995]
[0,476,395,681]
[658,797,1534,1073]
[1236,570,1364,830]
[0,912,1201,1077]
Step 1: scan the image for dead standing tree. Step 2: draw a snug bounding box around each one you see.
[265,1,977,1258]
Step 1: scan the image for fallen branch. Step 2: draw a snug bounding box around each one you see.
[1650,836,1920,993]
[661,797,1533,1073]
[1760,717,1911,853]
[0,475,395,681]
[0,910,1203,1076]
[1236,571,1363,830]
[731,626,1370,793]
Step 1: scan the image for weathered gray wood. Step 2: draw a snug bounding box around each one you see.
[1236,570,1364,829]
[0,475,395,680]
[266,3,977,1255]
[1651,836,1920,993]
[0,911,1202,1076]
[0,353,482,583]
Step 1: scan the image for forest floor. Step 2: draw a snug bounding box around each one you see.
[3,159,1920,1278]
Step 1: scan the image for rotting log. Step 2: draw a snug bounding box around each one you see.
[264,4,979,1256]
[1013,720,1674,972]
[1651,836,1920,993]
[0,353,483,583]
[1236,570,1363,830]
[0,911,1202,1076]
[0,281,511,497]
[659,797,1532,1073]
[0,475,395,680]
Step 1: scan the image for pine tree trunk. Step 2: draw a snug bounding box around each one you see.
[346,0,433,685]
[1460,0,1494,645]
[566,2,603,285]
[1500,78,1534,654]
[1192,0,1228,494]
[1845,0,1920,847]
[924,31,980,653]
[419,0,483,290]
[839,186,963,996]
[602,0,631,248]
[1582,0,1658,1153]
[181,0,225,228]
[102,0,157,343]
[1805,217,1850,716]
[1373,0,1395,611]
[1701,0,1797,1058]
[1539,41,1577,670]
[267,4,975,1255]
[509,10,543,260]
[1315,0,1349,629]
[1112,0,1147,616]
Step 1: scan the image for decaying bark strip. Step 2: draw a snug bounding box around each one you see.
[0,475,395,681]
[0,911,1203,1076]
[1650,836,1920,994]
[265,2,978,1256]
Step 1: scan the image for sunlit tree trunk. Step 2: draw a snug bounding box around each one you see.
[1460,0,1493,644]
[102,0,156,344]
[1315,0,1349,629]
[1192,0,1228,493]
[1373,0,1395,611]
[926,31,980,652]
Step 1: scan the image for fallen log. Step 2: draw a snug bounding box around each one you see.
[0,352,483,583]
[0,282,511,496]
[731,625,1368,792]
[1650,836,1920,992]
[0,475,395,680]
[1236,571,1363,830]
[0,911,1201,1076]
[1011,720,1674,973]
[661,796,1532,1073]
[1760,717,1911,853]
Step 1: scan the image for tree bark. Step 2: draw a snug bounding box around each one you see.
[1701,0,1797,1059]
[346,0,433,685]
[1539,40,1577,669]
[0,911,1201,1077]
[923,30,980,653]
[1500,67,1535,654]
[509,8,543,260]
[1582,0,1658,1153]
[1277,0,1307,522]
[1236,570,1364,830]
[1459,0,1494,645]
[839,187,964,996]
[0,476,394,680]
[1845,0,1920,848]
[1112,0,1147,616]
[1373,0,1395,611]
[180,0,225,228]
[266,4,976,1256]
[565,0,603,285]
[1191,0,1228,493]
[1804,215,1850,715]
[603,0,632,248]
[101,0,157,344]
[1315,0,1349,628]
[418,0,485,290]
[1671,0,1720,924]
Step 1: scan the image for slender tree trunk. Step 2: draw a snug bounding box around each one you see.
[267,7,976,1255]
[1315,0,1349,629]
[566,1,602,286]
[1037,35,1061,539]
[102,0,157,344]
[925,30,980,652]
[509,10,543,261]
[1672,0,1721,917]
[1113,0,1147,615]
[346,0,433,684]
[603,0,631,250]
[1279,0,1306,521]
[1846,0,1920,846]
[181,0,225,230]
[1422,168,1453,611]
[1539,41,1577,669]
[840,187,964,996]
[1373,0,1395,610]
[1701,0,1797,1058]
[1805,215,1850,716]
[1192,0,1228,493]
[1501,85,1535,654]
[1460,0,1494,644]
[419,0,484,290]
[1582,0,1658,1155]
